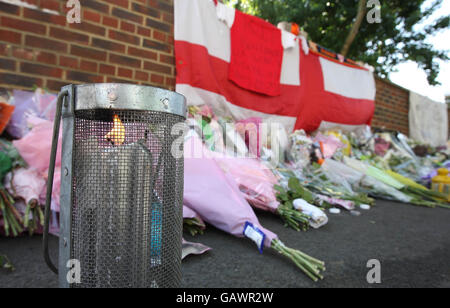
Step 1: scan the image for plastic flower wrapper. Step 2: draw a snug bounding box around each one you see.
[218,118,249,158]
[313,133,344,158]
[183,205,206,236]
[215,155,311,231]
[271,165,354,213]
[13,116,62,173]
[271,163,304,189]
[6,89,57,139]
[5,168,45,205]
[274,160,372,210]
[5,168,46,235]
[392,157,435,185]
[187,105,225,152]
[386,170,450,208]
[344,157,448,208]
[288,130,312,169]
[275,177,335,228]
[13,116,62,212]
[262,123,290,165]
[321,130,352,156]
[316,122,372,144]
[374,137,391,156]
[299,163,374,207]
[315,194,355,211]
[215,156,279,212]
[236,117,262,158]
[182,238,211,260]
[185,135,277,246]
[344,157,404,189]
[187,104,216,121]
[184,135,325,281]
[202,119,225,152]
[292,199,328,229]
[321,159,412,203]
[378,133,415,160]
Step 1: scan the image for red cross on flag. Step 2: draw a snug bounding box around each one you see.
[174,0,376,132]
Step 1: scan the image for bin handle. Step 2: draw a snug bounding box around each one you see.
[43,89,69,275]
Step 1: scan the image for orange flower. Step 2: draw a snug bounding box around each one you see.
[291,23,300,36]
[0,102,15,134]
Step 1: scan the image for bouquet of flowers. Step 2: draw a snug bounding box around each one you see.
[5,168,46,235]
[0,183,23,237]
[0,139,25,237]
[184,136,325,281]
[343,157,449,208]
[214,156,311,231]
[302,164,375,207]
[321,158,412,203]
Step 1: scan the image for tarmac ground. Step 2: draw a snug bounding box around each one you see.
[1,200,449,288]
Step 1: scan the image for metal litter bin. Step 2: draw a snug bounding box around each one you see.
[43,84,186,288]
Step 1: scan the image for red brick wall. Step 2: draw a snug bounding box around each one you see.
[372,77,410,135]
[0,0,175,92]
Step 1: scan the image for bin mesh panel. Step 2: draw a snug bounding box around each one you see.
[71,109,184,288]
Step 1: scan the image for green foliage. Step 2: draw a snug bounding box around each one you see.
[0,139,26,171]
[275,178,315,204]
[0,152,12,185]
[288,177,315,202]
[274,180,314,231]
[224,0,449,85]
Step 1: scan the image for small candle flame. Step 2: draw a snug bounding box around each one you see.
[105,114,125,145]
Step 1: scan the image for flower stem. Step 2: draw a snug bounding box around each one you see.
[271,239,325,281]
[276,206,310,231]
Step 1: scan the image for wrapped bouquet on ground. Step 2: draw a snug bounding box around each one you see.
[215,155,310,231]
[184,135,325,281]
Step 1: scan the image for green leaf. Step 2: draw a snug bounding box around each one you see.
[288,177,301,192]
[288,177,314,202]
[0,152,12,181]
[278,193,289,202]
[274,184,286,194]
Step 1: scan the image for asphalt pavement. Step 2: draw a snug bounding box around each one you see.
[1,200,449,288]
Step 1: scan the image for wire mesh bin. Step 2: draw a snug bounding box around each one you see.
[43,84,186,288]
